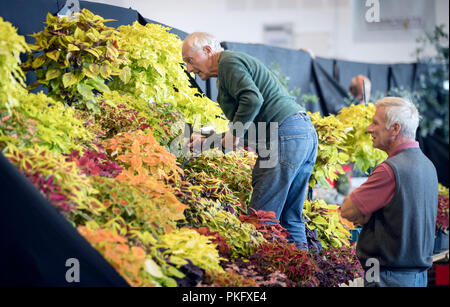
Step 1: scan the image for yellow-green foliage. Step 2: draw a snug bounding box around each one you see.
[308,111,349,187]
[336,103,387,172]
[203,203,266,257]
[154,228,225,273]
[22,9,129,111]
[1,91,92,154]
[303,199,351,249]
[184,149,257,206]
[0,18,92,154]
[4,144,103,217]
[20,92,91,152]
[439,183,449,199]
[112,21,228,133]
[0,17,30,111]
[90,176,185,237]
[99,90,185,146]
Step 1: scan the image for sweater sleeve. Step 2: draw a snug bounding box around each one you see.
[220,59,263,137]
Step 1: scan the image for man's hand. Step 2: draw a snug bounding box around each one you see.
[221,131,240,151]
[341,194,371,225]
[188,133,205,153]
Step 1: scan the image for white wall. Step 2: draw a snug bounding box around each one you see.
[86,0,449,64]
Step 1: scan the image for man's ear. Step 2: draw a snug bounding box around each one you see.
[203,45,213,54]
[392,122,401,135]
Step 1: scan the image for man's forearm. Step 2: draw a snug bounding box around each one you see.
[341,195,371,225]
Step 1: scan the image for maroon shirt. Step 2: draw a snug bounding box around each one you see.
[350,140,420,216]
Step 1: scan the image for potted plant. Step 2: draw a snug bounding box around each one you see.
[434,184,449,253]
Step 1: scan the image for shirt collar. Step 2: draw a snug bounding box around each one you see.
[388,140,420,158]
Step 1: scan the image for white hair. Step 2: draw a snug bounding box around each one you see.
[184,32,224,52]
[375,97,421,139]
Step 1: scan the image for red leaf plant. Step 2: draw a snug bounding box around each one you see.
[239,208,290,243]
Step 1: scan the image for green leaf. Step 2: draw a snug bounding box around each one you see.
[119,66,131,84]
[312,215,328,225]
[74,27,85,40]
[99,64,112,78]
[62,72,74,88]
[106,45,118,59]
[86,32,98,42]
[67,44,80,52]
[32,54,47,69]
[166,265,185,279]
[76,82,95,100]
[144,259,164,278]
[83,63,99,79]
[85,76,110,93]
[46,50,60,62]
[85,48,100,59]
[45,68,60,81]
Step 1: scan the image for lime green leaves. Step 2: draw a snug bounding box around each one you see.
[109,21,228,133]
[309,111,349,187]
[155,228,225,274]
[308,103,387,187]
[119,66,131,84]
[303,200,351,249]
[336,103,387,173]
[0,17,30,111]
[22,9,129,111]
[45,68,61,81]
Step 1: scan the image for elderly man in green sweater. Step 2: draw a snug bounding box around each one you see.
[182,32,318,250]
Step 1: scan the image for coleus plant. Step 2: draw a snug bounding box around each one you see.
[308,111,349,187]
[0,108,39,150]
[172,258,207,287]
[101,129,188,234]
[96,90,185,146]
[191,226,232,259]
[66,144,123,178]
[336,103,387,173]
[183,149,257,208]
[0,19,91,154]
[12,92,92,154]
[250,241,321,287]
[205,263,258,287]
[95,99,151,139]
[206,256,294,287]
[22,9,130,112]
[303,199,351,249]
[238,208,290,243]
[437,184,449,231]
[0,17,30,111]
[311,244,363,287]
[183,170,243,215]
[104,129,183,190]
[110,21,228,133]
[153,227,225,274]
[201,203,266,257]
[88,176,186,239]
[5,144,103,218]
[77,224,158,287]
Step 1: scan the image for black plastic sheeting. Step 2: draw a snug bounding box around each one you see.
[0,0,448,285]
[0,152,129,286]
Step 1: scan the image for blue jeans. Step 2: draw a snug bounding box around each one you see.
[364,269,428,287]
[250,112,318,250]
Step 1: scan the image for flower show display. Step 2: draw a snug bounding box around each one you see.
[1,10,446,287]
